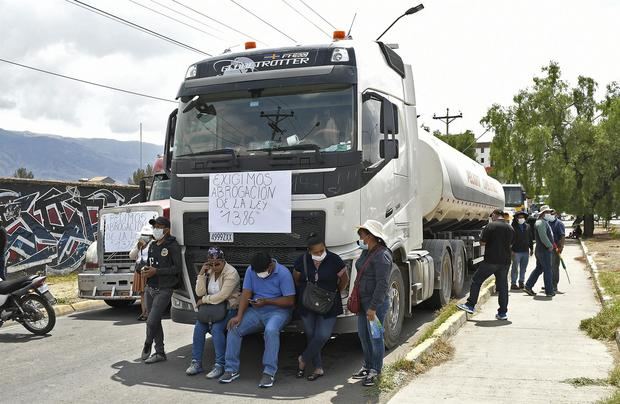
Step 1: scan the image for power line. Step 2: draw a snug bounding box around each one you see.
[128,0,224,41]
[229,0,296,43]
[65,0,211,56]
[171,0,267,45]
[148,0,225,34]
[281,0,331,39]
[0,57,177,103]
[297,0,337,30]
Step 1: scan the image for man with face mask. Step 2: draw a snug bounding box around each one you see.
[220,251,295,388]
[548,209,566,293]
[458,209,515,320]
[510,212,533,289]
[139,216,181,364]
[524,206,556,297]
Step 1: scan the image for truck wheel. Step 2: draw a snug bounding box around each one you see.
[449,240,466,297]
[383,263,406,349]
[427,242,452,309]
[104,299,135,308]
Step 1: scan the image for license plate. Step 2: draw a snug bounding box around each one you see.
[37,284,49,294]
[210,232,234,243]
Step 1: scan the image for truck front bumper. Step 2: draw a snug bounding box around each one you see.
[78,273,139,300]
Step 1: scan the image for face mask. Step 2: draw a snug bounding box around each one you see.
[140,235,151,243]
[311,251,327,262]
[517,218,526,225]
[548,216,557,222]
[152,228,165,240]
[256,270,271,279]
[357,240,368,250]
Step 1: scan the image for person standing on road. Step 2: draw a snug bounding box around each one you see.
[510,211,533,290]
[458,209,515,320]
[350,220,392,387]
[293,233,349,381]
[523,205,556,297]
[186,247,240,379]
[548,209,566,293]
[140,216,181,364]
[129,225,154,321]
[219,251,295,388]
[0,224,7,280]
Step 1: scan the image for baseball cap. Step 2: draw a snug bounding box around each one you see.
[149,216,171,228]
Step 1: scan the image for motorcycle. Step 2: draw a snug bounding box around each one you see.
[0,274,57,335]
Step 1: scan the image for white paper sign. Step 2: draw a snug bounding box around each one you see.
[209,171,292,233]
[103,210,158,252]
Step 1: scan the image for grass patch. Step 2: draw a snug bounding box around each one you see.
[609,365,620,388]
[600,272,620,297]
[563,377,609,387]
[415,302,458,346]
[367,339,455,396]
[46,272,78,284]
[598,390,620,404]
[580,302,620,340]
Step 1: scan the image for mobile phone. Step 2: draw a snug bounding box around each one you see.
[248,298,258,304]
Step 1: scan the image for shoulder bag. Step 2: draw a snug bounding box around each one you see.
[301,254,338,314]
[347,248,381,314]
[197,275,228,323]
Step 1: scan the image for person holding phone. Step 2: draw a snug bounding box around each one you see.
[129,225,154,321]
[219,251,295,388]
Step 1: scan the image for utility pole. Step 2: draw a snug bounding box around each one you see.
[139,122,143,170]
[433,108,463,135]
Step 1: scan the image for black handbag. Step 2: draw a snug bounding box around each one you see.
[301,254,337,314]
[197,301,227,323]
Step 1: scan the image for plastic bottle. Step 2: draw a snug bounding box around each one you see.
[369,317,384,339]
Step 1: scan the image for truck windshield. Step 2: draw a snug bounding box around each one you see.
[174,84,354,157]
[503,187,524,207]
[149,177,171,201]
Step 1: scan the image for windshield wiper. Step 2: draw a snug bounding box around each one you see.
[248,143,323,163]
[175,148,238,158]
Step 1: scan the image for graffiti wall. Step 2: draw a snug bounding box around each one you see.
[0,177,142,276]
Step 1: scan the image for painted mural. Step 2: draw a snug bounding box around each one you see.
[0,178,141,276]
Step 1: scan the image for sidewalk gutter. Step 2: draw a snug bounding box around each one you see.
[405,280,497,363]
[53,300,107,317]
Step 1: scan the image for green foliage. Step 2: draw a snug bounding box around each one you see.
[481,62,620,227]
[13,167,34,179]
[434,130,478,160]
[128,163,154,185]
[579,301,620,341]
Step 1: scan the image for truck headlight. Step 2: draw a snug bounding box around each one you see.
[331,48,349,62]
[185,64,197,79]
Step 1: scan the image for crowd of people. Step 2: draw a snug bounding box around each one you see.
[130,216,392,388]
[458,205,567,320]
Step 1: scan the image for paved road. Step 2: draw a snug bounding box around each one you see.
[0,301,437,403]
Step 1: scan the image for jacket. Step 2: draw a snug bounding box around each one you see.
[511,221,533,253]
[356,246,392,311]
[147,235,181,289]
[195,263,241,309]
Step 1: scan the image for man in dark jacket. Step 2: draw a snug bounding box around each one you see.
[510,211,533,289]
[458,209,515,320]
[140,216,181,364]
[0,224,7,280]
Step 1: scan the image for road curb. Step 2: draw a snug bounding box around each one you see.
[579,239,612,305]
[53,300,107,317]
[405,279,497,363]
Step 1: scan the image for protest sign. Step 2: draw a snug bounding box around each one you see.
[209,171,292,233]
[103,210,158,252]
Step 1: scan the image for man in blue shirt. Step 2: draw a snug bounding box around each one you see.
[548,209,566,292]
[219,251,295,388]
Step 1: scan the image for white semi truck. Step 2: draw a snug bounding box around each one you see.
[163,35,504,347]
[78,157,171,307]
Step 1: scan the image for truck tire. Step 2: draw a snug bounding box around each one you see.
[449,240,466,297]
[383,263,406,349]
[425,240,452,309]
[104,299,136,308]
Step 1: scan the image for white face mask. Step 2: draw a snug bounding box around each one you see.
[140,235,152,243]
[152,228,165,240]
[311,251,327,262]
[256,270,271,279]
[357,240,368,250]
[517,218,526,225]
[543,215,552,222]
[548,216,557,222]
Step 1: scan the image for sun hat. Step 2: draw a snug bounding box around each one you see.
[357,219,387,241]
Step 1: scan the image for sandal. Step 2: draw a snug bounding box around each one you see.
[296,356,305,378]
[137,315,148,321]
[307,372,324,381]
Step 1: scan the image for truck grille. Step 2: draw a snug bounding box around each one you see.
[102,252,134,270]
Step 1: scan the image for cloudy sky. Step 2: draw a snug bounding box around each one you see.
[0,0,618,146]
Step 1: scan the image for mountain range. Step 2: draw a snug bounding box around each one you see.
[0,128,163,184]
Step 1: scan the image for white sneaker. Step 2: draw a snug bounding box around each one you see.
[206,365,224,379]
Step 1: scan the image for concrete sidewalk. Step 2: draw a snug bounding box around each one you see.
[389,240,615,404]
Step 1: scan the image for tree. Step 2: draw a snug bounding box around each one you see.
[13,167,34,179]
[481,62,620,236]
[433,130,478,160]
[128,164,154,185]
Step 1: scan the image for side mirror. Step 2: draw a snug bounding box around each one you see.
[164,108,178,175]
[380,139,399,159]
[380,99,396,135]
[139,179,148,202]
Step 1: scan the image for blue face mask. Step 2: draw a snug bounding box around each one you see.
[357,239,368,250]
[548,216,557,222]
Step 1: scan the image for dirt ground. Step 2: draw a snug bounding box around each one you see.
[46,273,84,305]
[585,226,620,280]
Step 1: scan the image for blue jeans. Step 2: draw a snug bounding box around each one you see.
[224,307,291,376]
[467,262,509,315]
[300,312,337,369]
[192,309,237,367]
[357,299,389,373]
[526,248,554,294]
[511,252,529,285]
